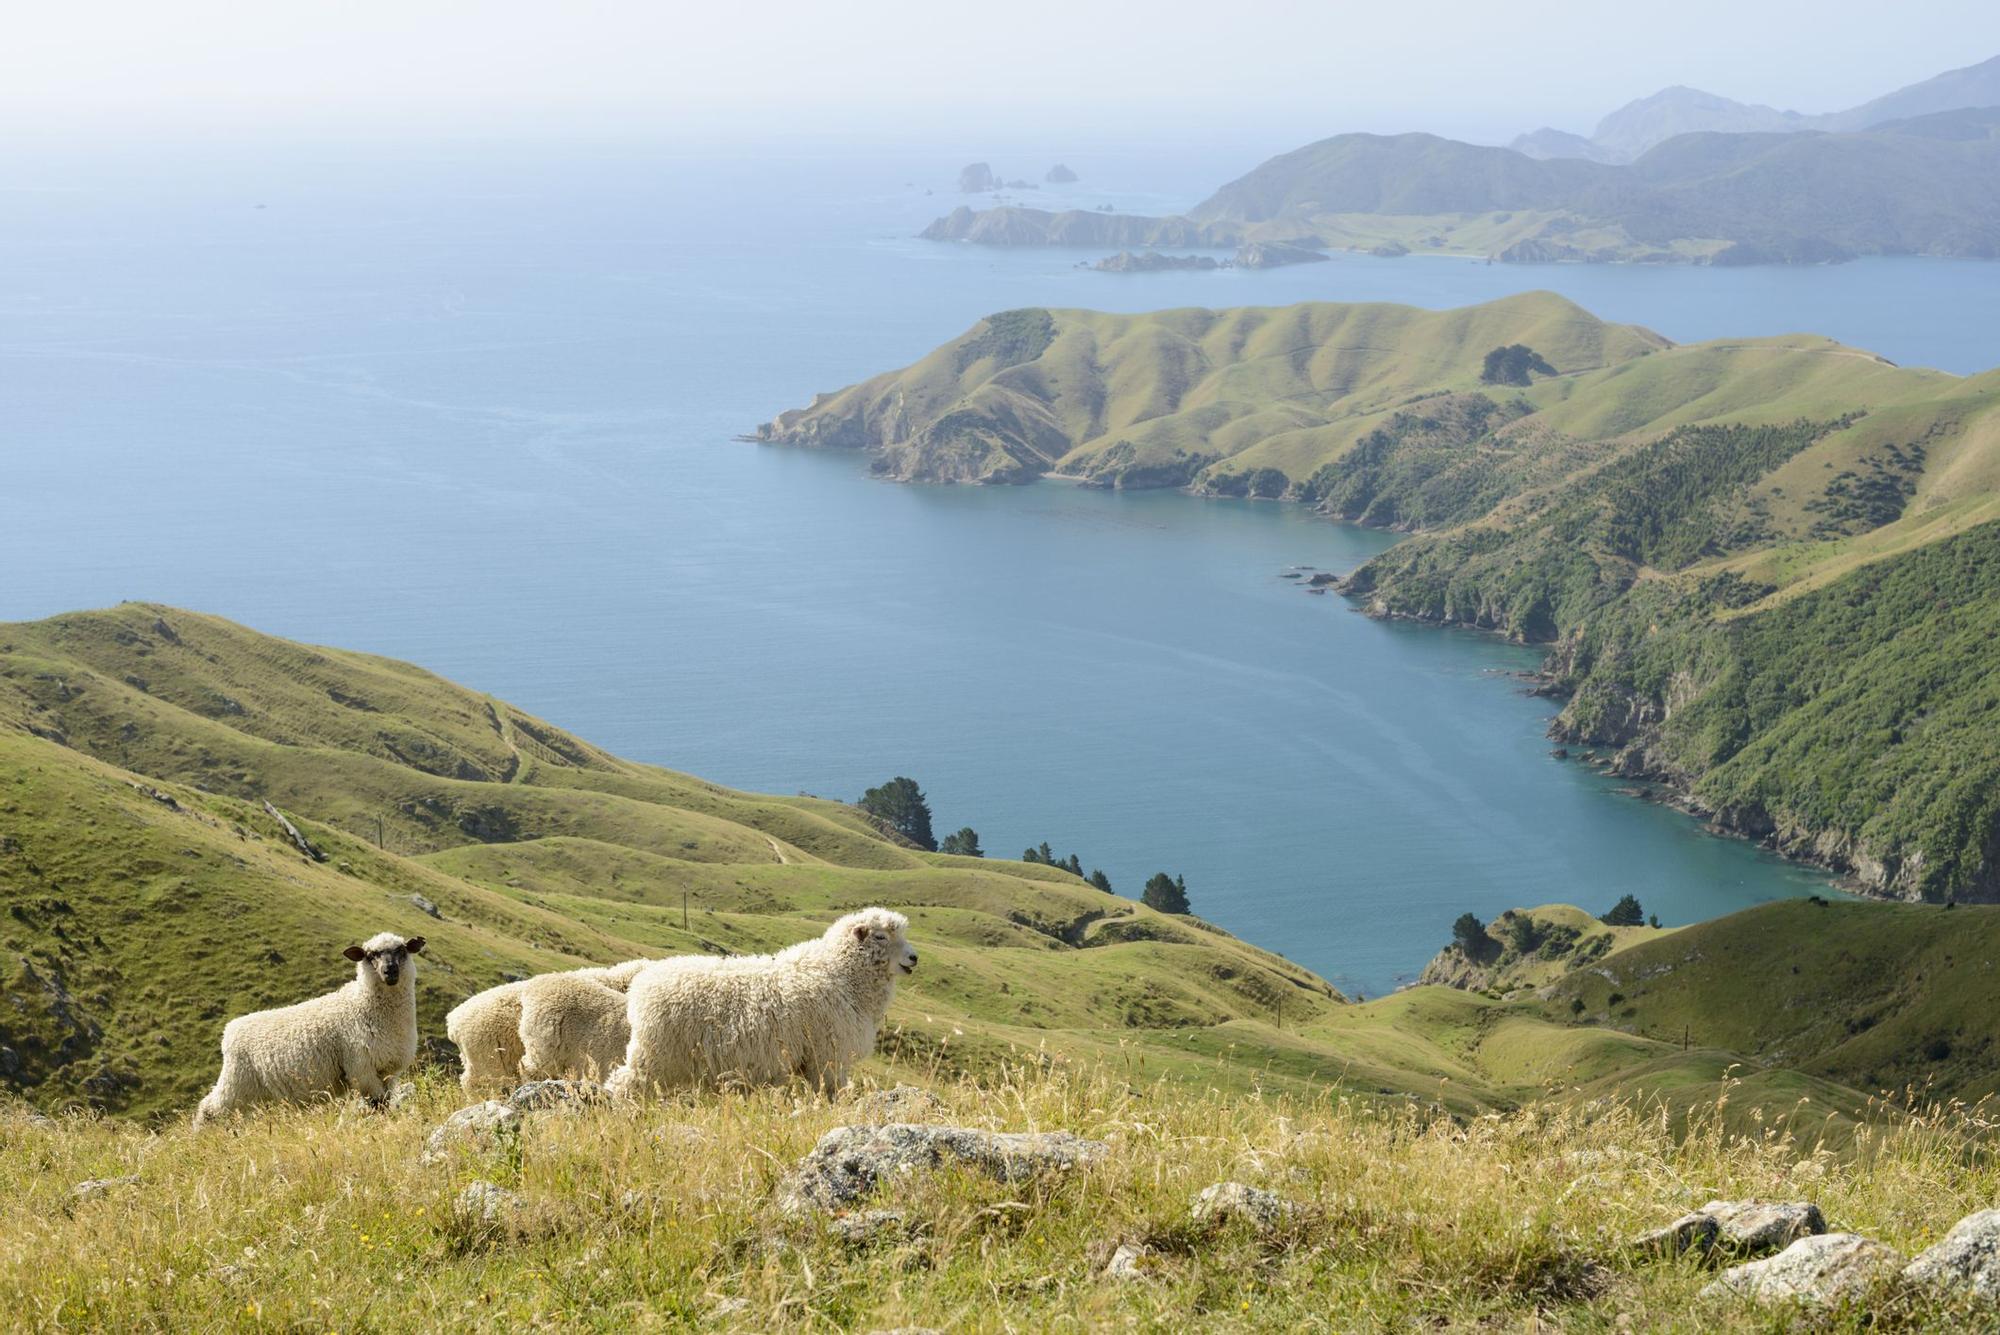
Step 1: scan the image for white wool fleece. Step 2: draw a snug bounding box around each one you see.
[607,907,916,1099]
[194,931,425,1127]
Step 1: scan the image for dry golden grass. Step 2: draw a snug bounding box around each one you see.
[7,1062,2000,1332]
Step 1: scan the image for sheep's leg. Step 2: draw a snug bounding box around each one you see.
[342,1050,389,1106]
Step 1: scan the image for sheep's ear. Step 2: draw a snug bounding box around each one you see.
[853,924,870,943]
[404,937,426,955]
[343,945,367,962]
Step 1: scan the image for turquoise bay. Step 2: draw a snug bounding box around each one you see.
[11,137,2000,994]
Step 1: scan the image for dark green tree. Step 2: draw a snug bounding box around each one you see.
[939,827,983,857]
[1451,912,1489,956]
[1479,343,1556,386]
[858,776,936,851]
[1087,869,1114,894]
[1601,894,1645,927]
[1142,872,1191,915]
[1063,853,1083,877]
[1500,912,1544,955]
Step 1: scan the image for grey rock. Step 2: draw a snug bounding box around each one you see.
[509,1079,606,1113]
[386,1082,419,1110]
[67,1175,140,1208]
[409,894,441,919]
[957,162,997,193]
[421,1100,521,1164]
[1104,1242,1160,1282]
[846,1083,945,1122]
[1191,1181,1294,1230]
[1700,1233,1903,1306]
[1629,1211,1720,1257]
[1702,1198,1827,1254]
[827,1209,908,1244]
[780,1123,1106,1213]
[455,1179,524,1224]
[1903,1208,2000,1300]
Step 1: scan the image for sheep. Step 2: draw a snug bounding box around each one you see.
[516,959,650,1083]
[193,933,425,1128]
[606,907,916,1099]
[445,959,647,1093]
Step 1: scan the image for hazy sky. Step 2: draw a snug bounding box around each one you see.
[9,0,1999,144]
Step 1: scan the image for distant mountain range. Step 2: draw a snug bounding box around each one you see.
[923,105,2000,265]
[1513,54,2000,164]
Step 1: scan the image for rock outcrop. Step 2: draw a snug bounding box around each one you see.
[1903,1208,2000,1300]
[957,163,997,193]
[1700,1233,1903,1306]
[780,1123,1106,1213]
[1233,241,1328,269]
[1091,251,1220,273]
[1045,164,1079,183]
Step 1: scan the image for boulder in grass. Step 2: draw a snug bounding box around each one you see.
[1700,1233,1903,1306]
[780,1123,1105,1213]
[1903,1208,2000,1301]
[1191,1181,1295,1230]
[1702,1199,1826,1253]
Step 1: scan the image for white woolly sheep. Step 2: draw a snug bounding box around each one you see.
[193,932,425,1128]
[446,959,647,1093]
[605,907,916,1099]
[516,959,651,1082]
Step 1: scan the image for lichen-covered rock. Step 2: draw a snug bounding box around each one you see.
[455,1180,524,1223]
[1903,1208,2000,1300]
[1628,1211,1720,1258]
[780,1123,1105,1213]
[1702,1199,1826,1253]
[827,1209,909,1244]
[421,1100,521,1163]
[1191,1181,1294,1230]
[509,1079,606,1113]
[846,1084,945,1123]
[66,1175,139,1210]
[1700,1233,1903,1306]
[1104,1242,1162,1282]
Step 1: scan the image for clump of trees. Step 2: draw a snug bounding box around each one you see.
[857,777,937,851]
[1600,894,1645,927]
[1142,872,1191,915]
[857,777,1129,896]
[938,827,983,857]
[1451,912,1495,958]
[1023,842,1114,893]
[1479,343,1556,386]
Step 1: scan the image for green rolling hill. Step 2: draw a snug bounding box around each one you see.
[8,601,1991,1133]
[757,292,2000,901]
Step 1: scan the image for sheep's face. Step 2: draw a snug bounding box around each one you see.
[836,908,916,977]
[344,933,425,988]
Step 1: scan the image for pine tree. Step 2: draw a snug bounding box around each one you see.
[1142,871,1191,915]
[857,777,936,851]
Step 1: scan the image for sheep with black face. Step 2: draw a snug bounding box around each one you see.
[606,907,916,1099]
[193,932,425,1127]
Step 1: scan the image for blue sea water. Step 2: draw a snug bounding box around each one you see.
[7,135,2000,995]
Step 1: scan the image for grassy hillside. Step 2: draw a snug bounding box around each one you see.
[756,292,2000,900]
[921,112,2000,264]
[1534,899,2000,1104]
[11,1062,2000,1332]
[0,604,1357,1118]
[1415,903,1674,994]
[7,602,1977,1135]
[754,293,1669,487]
